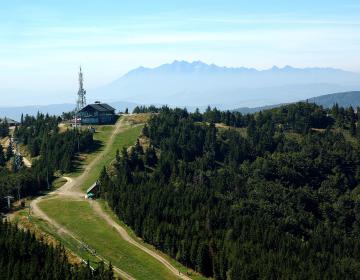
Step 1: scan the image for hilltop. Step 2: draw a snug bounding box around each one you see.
[233,91,360,114]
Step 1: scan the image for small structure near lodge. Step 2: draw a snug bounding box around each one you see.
[78,102,116,125]
[0,117,19,127]
[85,181,100,199]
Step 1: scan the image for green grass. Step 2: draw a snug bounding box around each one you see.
[80,124,143,191]
[15,208,100,266]
[68,125,116,178]
[341,129,358,147]
[284,131,303,143]
[63,117,143,191]
[39,198,178,280]
[37,116,204,279]
[52,177,68,189]
[99,200,208,280]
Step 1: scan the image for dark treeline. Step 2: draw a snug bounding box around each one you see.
[200,103,359,134]
[15,113,95,174]
[0,219,114,280]
[0,119,9,138]
[0,115,114,279]
[0,113,95,211]
[16,113,94,166]
[132,105,161,114]
[62,110,76,121]
[100,103,360,279]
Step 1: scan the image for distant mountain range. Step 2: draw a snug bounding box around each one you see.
[90,60,360,108]
[1,61,360,120]
[233,91,360,114]
[1,91,359,121]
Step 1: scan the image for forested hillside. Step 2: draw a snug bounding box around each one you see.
[0,119,9,138]
[0,114,113,279]
[0,113,94,211]
[99,103,360,279]
[0,219,114,279]
[234,91,360,114]
[308,91,360,108]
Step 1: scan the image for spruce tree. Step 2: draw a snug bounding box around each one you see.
[97,105,360,279]
[144,146,157,167]
[0,119,9,138]
[0,145,5,167]
[142,124,149,137]
[6,143,13,161]
[350,119,356,136]
[134,139,144,155]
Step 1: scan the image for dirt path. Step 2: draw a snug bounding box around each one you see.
[22,156,32,168]
[4,136,33,168]
[90,201,192,280]
[30,179,135,280]
[30,119,134,279]
[69,117,130,194]
[29,117,191,280]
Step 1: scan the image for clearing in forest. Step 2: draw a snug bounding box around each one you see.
[27,115,201,280]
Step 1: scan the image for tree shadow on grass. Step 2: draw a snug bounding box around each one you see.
[71,139,104,174]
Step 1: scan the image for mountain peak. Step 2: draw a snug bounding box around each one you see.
[168,60,210,69]
[122,60,356,80]
[124,60,217,77]
[100,60,360,109]
[283,65,294,70]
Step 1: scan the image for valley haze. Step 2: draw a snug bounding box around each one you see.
[1,61,360,120]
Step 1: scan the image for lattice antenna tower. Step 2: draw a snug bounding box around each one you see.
[76,66,87,111]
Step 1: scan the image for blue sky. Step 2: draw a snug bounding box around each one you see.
[0,0,359,105]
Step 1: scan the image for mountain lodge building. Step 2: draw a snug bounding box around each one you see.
[78,102,116,125]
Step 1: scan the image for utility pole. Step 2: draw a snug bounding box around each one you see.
[16,186,21,201]
[75,111,77,128]
[46,168,50,190]
[77,129,80,152]
[44,133,50,190]
[4,196,14,210]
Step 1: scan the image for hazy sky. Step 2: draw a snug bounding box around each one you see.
[0,1,360,105]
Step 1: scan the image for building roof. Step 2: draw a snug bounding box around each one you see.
[0,117,19,124]
[79,103,115,113]
[87,182,99,194]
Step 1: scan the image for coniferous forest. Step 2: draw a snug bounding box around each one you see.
[0,114,106,279]
[0,119,9,138]
[0,219,114,279]
[0,113,94,211]
[99,103,360,279]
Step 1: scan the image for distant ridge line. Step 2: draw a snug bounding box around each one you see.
[232,91,360,114]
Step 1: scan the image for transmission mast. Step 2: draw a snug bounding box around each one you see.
[75,67,87,128]
[76,66,87,111]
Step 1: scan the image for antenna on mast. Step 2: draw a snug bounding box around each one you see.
[75,66,87,128]
[76,66,87,111]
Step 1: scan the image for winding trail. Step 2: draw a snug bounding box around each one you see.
[22,156,32,168]
[30,184,135,280]
[5,136,32,168]
[29,117,192,280]
[90,201,192,280]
